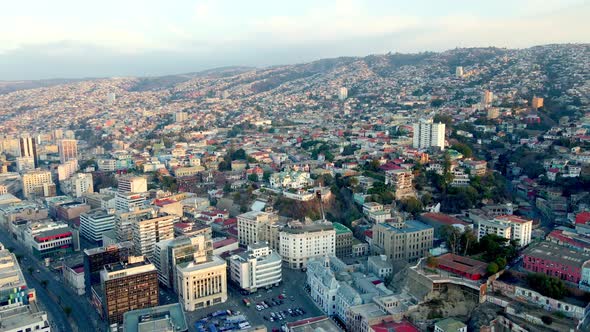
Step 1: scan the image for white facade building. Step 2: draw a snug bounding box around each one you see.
[279,221,335,269]
[176,255,227,311]
[476,215,532,246]
[61,172,93,197]
[229,242,282,292]
[80,209,115,242]
[412,119,445,150]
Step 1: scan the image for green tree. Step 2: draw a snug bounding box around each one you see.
[247,174,258,182]
[526,273,567,299]
[400,197,423,215]
[41,280,48,288]
[451,143,473,158]
[63,306,72,317]
[487,262,499,274]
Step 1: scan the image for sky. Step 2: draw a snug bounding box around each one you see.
[1,0,588,80]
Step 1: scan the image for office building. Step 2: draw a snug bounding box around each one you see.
[83,241,133,293]
[338,87,348,101]
[455,66,464,78]
[279,220,335,269]
[61,172,93,197]
[98,256,159,324]
[229,242,282,292]
[0,303,51,332]
[412,119,445,150]
[132,215,176,259]
[22,170,55,199]
[237,210,279,246]
[372,220,434,262]
[176,255,227,311]
[115,208,156,242]
[476,215,532,247]
[57,159,79,181]
[153,234,212,290]
[15,156,35,172]
[333,222,353,258]
[0,248,37,307]
[80,209,116,242]
[122,303,188,332]
[24,221,78,259]
[58,139,78,163]
[118,176,148,194]
[115,192,147,212]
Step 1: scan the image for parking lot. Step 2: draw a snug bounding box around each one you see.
[185,268,324,331]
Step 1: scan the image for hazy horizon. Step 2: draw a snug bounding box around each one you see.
[2,0,589,80]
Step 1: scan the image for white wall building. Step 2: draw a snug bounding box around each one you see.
[412,118,445,150]
[176,255,227,311]
[61,172,93,197]
[80,209,115,242]
[229,242,282,292]
[476,215,532,246]
[279,221,335,269]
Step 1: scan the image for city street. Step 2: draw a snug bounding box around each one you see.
[0,230,105,332]
[184,268,324,331]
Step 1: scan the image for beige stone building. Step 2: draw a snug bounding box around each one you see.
[372,220,433,262]
[176,255,227,311]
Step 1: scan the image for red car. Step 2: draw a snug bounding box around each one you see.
[278,294,285,299]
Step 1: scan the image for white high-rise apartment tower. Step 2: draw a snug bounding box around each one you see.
[338,87,348,101]
[412,118,445,150]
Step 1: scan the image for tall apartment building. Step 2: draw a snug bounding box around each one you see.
[22,169,55,199]
[339,87,348,101]
[132,215,176,259]
[476,215,532,247]
[279,221,336,269]
[19,137,37,167]
[175,111,188,123]
[98,256,159,324]
[372,220,434,262]
[57,159,79,181]
[115,208,156,242]
[83,241,133,293]
[80,209,116,242]
[153,234,212,290]
[118,176,148,194]
[412,119,445,150]
[58,139,78,163]
[61,172,93,197]
[237,210,279,246]
[455,66,464,78]
[384,169,415,199]
[16,156,35,172]
[482,90,494,106]
[115,192,147,212]
[176,255,227,311]
[229,242,282,292]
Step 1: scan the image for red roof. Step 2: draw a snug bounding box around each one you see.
[371,320,419,332]
[576,212,590,225]
[421,213,468,226]
[213,237,238,249]
[495,215,531,224]
[154,198,176,207]
[547,230,590,250]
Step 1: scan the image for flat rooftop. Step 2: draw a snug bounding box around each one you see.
[523,241,590,268]
[0,304,48,332]
[287,316,341,332]
[436,253,487,276]
[123,303,188,332]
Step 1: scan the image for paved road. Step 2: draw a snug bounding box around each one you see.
[184,267,324,332]
[0,231,105,332]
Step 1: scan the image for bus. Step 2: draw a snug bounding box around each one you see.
[242,298,251,307]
